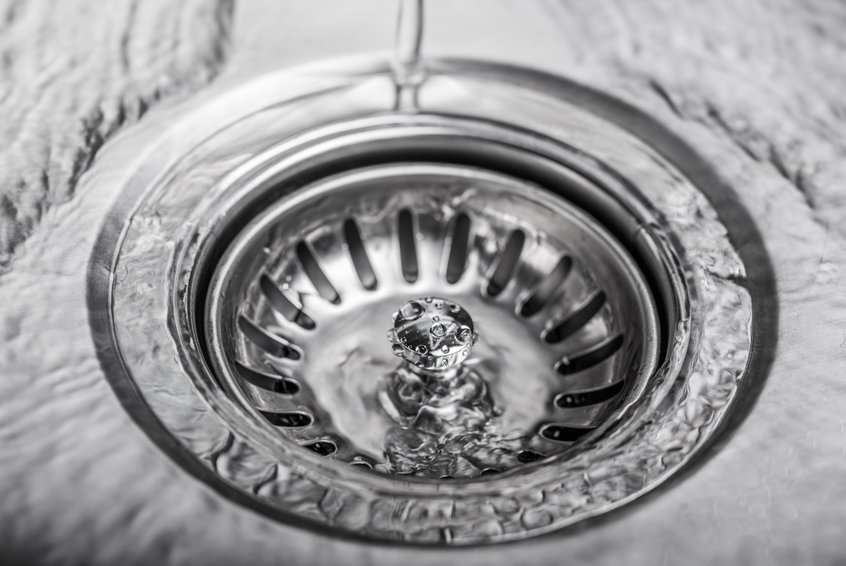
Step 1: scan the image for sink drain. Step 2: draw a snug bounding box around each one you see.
[89,58,756,544]
[205,160,660,479]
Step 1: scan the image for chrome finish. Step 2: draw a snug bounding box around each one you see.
[88,58,756,544]
[205,161,659,477]
[388,297,477,375]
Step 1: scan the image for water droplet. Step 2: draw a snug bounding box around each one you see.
[448,302,460,313]
[400,300,424,320]
[441,345,449,353]
[457,326,472,343]
[416,344,428,354]
[386,330,394,342]
[430,323,446,337]
[433,315,440,321]
[424,297,433,303]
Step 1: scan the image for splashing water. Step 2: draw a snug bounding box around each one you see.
[378,364,528,477]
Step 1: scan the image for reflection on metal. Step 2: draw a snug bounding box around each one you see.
[388,297,478,374]
[206,159,658,478]
[88,58,755,544]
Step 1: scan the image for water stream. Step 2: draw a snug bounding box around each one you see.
[393,0,426,111]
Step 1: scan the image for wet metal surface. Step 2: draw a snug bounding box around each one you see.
[204,162,661,481]
[87,63,748,544]
[0,0,845,564]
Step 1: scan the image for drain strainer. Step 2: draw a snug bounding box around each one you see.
[89,58,756,544]
[206,163,660,478]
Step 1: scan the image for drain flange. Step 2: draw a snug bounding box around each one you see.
[90,58,756,544]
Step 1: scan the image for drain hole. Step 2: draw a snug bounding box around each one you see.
[555,335,624,375]
[235,362,300,395]
[486,229,525,297]
[296,242,341,304]
[260,410,313,427]
[516,450,546,463]
[520,255,572,317]
[303,440,337,456]
[343,219,378,290]
[398,209,418,283]
[259,274,316,330]
[445,212,472,284]
[539,424,594,443]
[543,291,606,344]
[554,380,624,408]
[238,316,302,360]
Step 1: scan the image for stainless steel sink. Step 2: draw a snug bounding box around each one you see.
[1,1,844,564]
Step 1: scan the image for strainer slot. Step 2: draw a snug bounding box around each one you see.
[235,362,300,395]
[445,212,472,284]
[260,410,313,428]
[554,380,625,408]
[516,450,546,463]
[303,440,337,456]
[520,255,573,317]
[296,242,341,305]
[343,218,378,290]
[555,334,623,375]
[238,316,303,360]
[398,208,419,283]
[259,274,316,330]
[485,228,525,297]
[542,291,606,344]
[539,423,594,443]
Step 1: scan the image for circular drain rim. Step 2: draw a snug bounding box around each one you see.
[88,57,757,544]
[204,162,662,476]
[186,117,685,494]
